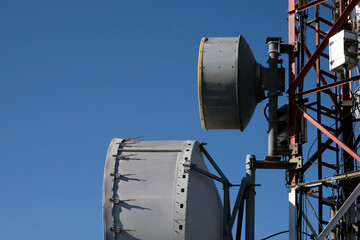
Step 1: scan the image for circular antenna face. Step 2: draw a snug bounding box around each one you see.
[103,139,223,240]
[198,36,262,131]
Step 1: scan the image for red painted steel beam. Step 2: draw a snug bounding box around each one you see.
[305,105,337,119]
[296,75,360,96]
[321,161,338,170]
[303,38,339,106]
[306,22,328,36]
[321,53,329,59]
[287,0,360,94]
[307,17,334,27]
[320,70,337,80]
[288,0,297,186]
[318,17,333,27]
[288,0,330,15]
[291,102,360,163]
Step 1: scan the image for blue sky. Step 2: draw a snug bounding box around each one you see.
[0,1,294,239]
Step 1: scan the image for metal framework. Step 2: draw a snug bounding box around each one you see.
[287,0,360,239]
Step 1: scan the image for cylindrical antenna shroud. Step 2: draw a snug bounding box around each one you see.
[198,36,263,131]
[103,139,223,240]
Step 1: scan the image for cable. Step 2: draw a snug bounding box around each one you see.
[304,107,356,166]
[260,230,315,240]
[306,135,318,160]
[264,103,269,121]
[260,230,289,240]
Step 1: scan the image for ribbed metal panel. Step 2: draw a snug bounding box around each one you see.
[103,139,222,240]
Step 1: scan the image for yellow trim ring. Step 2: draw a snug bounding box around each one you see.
[198,37,208,130]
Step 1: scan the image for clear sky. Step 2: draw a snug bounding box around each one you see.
[0,1,293,239]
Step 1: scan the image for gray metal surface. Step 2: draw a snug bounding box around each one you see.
[198,35,264,130]
[266,38,281,157]
[103,139,222,240]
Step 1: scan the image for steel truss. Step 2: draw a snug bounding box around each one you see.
[287,0,360,239]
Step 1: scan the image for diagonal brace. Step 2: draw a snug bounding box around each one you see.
[291,102,360,163]
[317,183,360,240]
[287,0,360,94]
[229,178,247,231]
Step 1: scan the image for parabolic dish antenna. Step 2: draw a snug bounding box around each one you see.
[103,138,223,240]
[198,35,264,131]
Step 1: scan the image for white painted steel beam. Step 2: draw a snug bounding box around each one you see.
[317,183,360,240]
[289,188,296,240]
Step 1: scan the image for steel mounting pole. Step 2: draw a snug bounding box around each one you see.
[245,154,256,240]
[267,39,281,157]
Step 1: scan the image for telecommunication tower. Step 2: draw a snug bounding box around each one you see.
[287,0,360,239]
